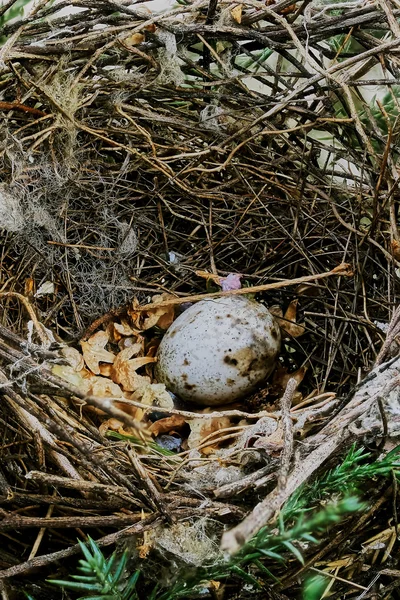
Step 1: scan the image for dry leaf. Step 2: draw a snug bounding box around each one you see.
[86,375,125,398]
[35,281,55,297]
[99,364,113,377]
[112,346,155,392]
[114,321,139,337]
[81,330,116,375]
[24,277,34,295]
[99,418,124,436]
[254,426,284,453]
[123,32,145,46]
[231,4,242,23]
[272,364,307,392]
[392,240,400,260]
[188,416,231,452]
[275,300,305,338]
[61,347,85,371]
[149,415,186,436]
[52,364,90,391]
[129,294,175,331]
[295,283,320,297]
[140,383,174,409]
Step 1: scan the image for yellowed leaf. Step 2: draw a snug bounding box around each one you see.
[231,4,242,23]
[124,32,145,46]
[81,331,115,375]
[52,364,90,391]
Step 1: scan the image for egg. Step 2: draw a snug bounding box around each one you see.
[155,296,281,406]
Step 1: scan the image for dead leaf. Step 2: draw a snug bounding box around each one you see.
[140,383,174,409]
[271,364,307,392]
[231,4,242,23]
[81,330,116,375]
[52,364,90,391]
[392,240,400,261]
[124,32,145,46]
[112,346,155,392]
[295,283,320,297]
[99,418,124,436]
[25,277,34,296]
[115,321,139,337]
[275,300,305,338]
[99,364,113,377]
[86,376,125,398]
[149,415,186,436]
[188,416,231,452]
[61,347,85,371]
[129,294,175,331]
[254,426,284,453]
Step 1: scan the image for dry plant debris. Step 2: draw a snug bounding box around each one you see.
[1,0,400,597]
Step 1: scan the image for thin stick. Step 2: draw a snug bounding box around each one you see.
[136,263,352,311]
[278,378,297,490]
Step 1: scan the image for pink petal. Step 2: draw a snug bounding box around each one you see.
[220,273,242,291]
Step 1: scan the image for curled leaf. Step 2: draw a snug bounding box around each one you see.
[129,294,175,331]
[112,346,155,392]
[149,415,186,436]
[273,300,305,338]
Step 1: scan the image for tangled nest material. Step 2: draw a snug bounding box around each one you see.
[1,0,400,597]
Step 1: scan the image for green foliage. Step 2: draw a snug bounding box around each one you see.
[48,537,140,600]
[283,443,400,522]
[0,0,31,43]
[48,445,399,599]
[303,573,330,600]
[106,430,176,457]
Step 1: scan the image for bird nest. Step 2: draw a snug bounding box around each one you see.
[1,0,400,598]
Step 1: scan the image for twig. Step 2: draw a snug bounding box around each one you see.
[221,356,400,553]
[277,378,297,490]
[136,264,352,311]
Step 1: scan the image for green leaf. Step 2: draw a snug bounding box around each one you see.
[303,573,330,600]
[282,540,304,564]
[48,579,103,591]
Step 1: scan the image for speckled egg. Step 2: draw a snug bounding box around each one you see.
[155,296,281,406]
